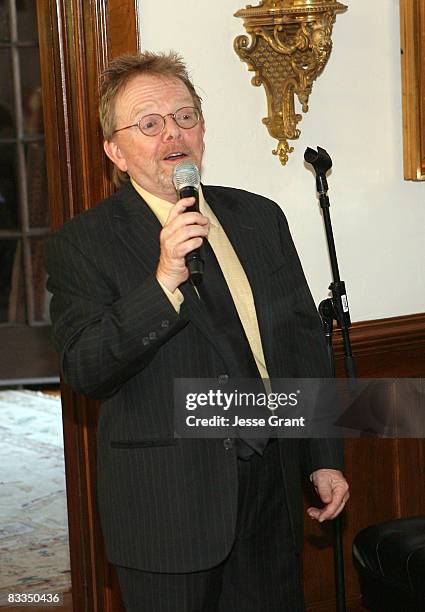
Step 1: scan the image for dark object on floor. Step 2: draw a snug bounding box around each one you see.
[353,517,425,611]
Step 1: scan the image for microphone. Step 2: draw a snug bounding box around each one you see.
[172,160,204,284]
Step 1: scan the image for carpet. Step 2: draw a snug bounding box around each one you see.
[0,390,71,593]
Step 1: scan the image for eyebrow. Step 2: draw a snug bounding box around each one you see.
[130,101,195,120]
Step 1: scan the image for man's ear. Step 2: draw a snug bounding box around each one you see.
[103,139,128,172]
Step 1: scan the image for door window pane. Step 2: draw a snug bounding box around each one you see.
[17,0,38,41]
[0,2,9,43]
[0,238,19,323]
[0,50,16,126]
[0,143,18,230]
[30,236,48,323]
[20,48,42,132]
[26,140,48,228]
[24,85,43,136]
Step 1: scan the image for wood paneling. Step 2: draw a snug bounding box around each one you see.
[304,312,425,611]
[37,0,139,229]
[334,313,425,377]
[37,2,138,610]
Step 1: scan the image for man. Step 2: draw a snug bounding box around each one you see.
[46,52,349,611]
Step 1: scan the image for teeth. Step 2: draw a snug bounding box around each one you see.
[165,152,184,159]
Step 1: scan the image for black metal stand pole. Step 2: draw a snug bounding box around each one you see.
[305,146,357,612]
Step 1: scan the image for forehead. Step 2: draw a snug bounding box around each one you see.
[115,74,193,116]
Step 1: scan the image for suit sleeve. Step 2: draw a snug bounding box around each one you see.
[45,231,186,399]
[274,204,345,476]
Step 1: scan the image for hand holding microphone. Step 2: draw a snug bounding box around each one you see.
[156,161,207,292]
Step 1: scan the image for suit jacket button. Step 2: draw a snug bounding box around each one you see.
[223,438,233,450]
[218,374,229,385]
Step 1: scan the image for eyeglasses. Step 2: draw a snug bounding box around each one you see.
[113,106,201,137]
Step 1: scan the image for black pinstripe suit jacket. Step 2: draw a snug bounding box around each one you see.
[45,181,343,573]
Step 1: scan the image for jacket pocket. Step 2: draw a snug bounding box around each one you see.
[110,439,177,449]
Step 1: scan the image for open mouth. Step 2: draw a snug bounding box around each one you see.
[163,152,188,162]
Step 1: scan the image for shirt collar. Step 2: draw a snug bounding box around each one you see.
[130,178,219,228]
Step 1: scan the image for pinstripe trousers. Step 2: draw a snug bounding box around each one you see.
[116,440,305,612]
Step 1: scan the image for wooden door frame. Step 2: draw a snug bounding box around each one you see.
[37,1,139,609]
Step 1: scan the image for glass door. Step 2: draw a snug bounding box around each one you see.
[0,0,58,385]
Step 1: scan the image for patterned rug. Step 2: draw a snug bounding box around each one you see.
[0,390,71,593]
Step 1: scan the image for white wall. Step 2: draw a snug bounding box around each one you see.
[139,0,425,322]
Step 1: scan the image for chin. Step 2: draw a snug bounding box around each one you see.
[157,174,175,194]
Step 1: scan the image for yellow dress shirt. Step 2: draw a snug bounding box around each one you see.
[130,178,269,379]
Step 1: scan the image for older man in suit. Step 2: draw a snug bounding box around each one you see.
[45,51,349,611]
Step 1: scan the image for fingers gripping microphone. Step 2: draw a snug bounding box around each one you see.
[172,160,204,285]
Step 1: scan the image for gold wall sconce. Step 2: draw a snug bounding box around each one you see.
[234,0,347,165]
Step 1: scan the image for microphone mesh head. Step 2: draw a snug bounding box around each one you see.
[172,160,201,192]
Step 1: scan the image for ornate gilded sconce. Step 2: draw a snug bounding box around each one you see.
[234,0,347,165]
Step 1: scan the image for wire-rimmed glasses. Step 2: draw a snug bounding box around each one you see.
[113,106,201,137]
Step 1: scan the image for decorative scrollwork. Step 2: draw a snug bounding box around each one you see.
[234,0,347,165]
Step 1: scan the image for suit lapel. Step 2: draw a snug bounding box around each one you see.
[112,182,232,363]
[112,182,162,276]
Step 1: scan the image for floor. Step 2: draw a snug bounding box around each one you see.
[0,390,70,604]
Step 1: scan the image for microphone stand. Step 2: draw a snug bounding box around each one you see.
[304,146,356,612]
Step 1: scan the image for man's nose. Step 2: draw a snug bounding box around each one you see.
[162,114,181,139]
